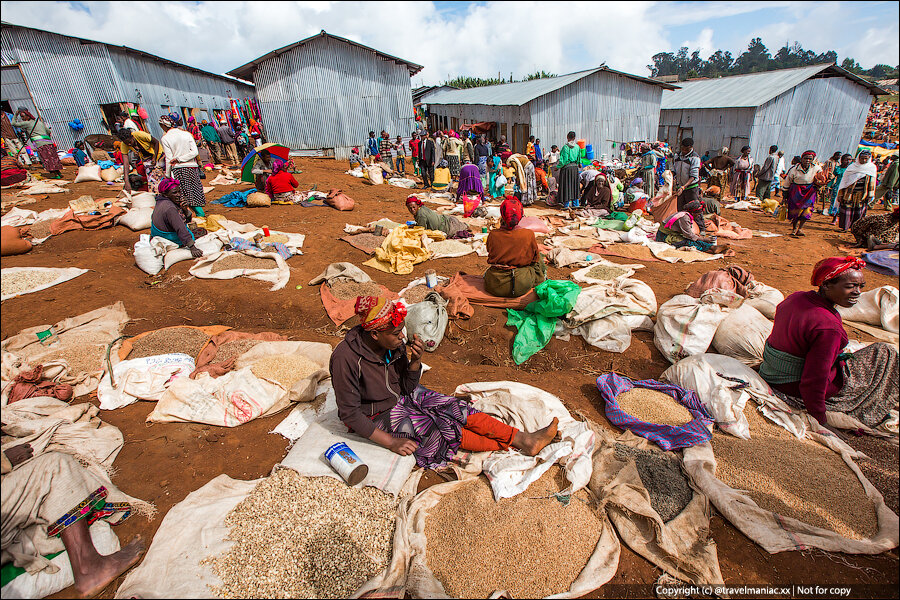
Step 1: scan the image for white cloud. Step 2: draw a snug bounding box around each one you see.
[681,27,715,58]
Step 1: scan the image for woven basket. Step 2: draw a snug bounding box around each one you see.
[246,192,271,207]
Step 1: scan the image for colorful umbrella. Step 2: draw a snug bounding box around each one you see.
[240,143,290,183]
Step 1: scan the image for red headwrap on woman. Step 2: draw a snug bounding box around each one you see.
[801,150,816,159]
[157,177,180,195]
[810,256,865,286]
[354,296,407,331]
[405,195,424,207]
[500,195,523,230]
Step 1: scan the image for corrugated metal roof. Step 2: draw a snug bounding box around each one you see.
[423,66,676,107]
[661,63,885,110]
[227,30,423,81]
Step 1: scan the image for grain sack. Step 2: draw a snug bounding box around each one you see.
[190,248,290,291]
[837,286,899,334]
[134,234,164,275]
[682,414,900,554]
[118,207,153,231]
[235,341,331,405]
[654,291,742,364]
[615,388,693,426]
[743,281,783,320]
[1,225,32,256]
[74,164,102,183]
[589,426,723,586]
[100,167,121,182]
[398,467,620,599]
[128,327,211,360]
[208,470,397,599]
[246,192,271,207]
[128,191,157,209]
[711,303,772,367]
[366,165,384,185]
[324,189,355,211]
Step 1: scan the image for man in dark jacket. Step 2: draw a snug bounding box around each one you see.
[418,132,436,188]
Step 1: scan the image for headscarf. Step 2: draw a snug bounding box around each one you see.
[838,154,877,191]
[405,195,423,207]
[801,150,816,159]
[500,196,523,230]
[355,296,407,331]
[168,112,182,126]
[810,257,865,287]
[157,177,180,195]
[187,116,195,123]
[158,115,176,128]
[630,177,643,187]
[17,108,36,121]
[271,159,286,175]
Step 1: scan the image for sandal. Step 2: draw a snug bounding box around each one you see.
[796,231,806,236]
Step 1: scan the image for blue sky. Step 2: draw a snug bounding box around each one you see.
[1,1,897,84]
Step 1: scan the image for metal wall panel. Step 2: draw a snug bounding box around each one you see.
[428,71,664,159]
[658,107,755,158]
[252,35,414,159]
[1,65,37,117]
[749,76,872,163]
[2,25,255,150]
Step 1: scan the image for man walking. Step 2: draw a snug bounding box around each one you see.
[216,121,239,165]
[673,137,706,232]
[756,145,778,201]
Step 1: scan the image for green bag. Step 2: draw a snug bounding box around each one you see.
[507,280,581,364]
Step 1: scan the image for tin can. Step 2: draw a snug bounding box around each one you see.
[325,442,369,486]
[425,269,437,288]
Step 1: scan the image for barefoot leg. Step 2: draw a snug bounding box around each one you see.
[512,417,559,456]
[60,520,145,599]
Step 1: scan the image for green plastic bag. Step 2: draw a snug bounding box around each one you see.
[590,218,626,231]
[506,280,581,364]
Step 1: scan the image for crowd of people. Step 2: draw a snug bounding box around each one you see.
[864,101,899,143]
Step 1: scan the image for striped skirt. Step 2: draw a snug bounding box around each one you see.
[172,166,206,207]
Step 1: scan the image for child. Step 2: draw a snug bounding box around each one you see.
[394,135,406,174]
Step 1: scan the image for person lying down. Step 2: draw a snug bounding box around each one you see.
[330,295,558,467]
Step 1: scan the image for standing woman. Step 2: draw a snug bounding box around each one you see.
[782,150,825,237]
[557,131,581,209]
[116,126,163,195]
[159,115,206,216]
[474,135,491,185]
[730,146,753,201]
[835,150,877,232]
[488,154,505,198]
[827,154,853,221]
[11,108,62,178]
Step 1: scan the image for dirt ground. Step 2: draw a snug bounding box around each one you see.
[2,158,898,599]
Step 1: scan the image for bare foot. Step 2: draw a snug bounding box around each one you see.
[74,536,145,599]
[515,417,559,456]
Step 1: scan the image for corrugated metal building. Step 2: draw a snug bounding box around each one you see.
[1,22,256,150]
[228,31,423,159]
[422,67,676,157]
[658,64,885,164]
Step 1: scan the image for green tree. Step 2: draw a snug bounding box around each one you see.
[734,37,773,73]
[523,70,556,81]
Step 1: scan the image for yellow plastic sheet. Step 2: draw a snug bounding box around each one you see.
[362,225,444,274]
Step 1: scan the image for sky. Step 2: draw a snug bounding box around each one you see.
[1,1,898,86]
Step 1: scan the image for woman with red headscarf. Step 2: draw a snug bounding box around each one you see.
[150,178,203,257]
[759,257,897,435]
[329,296,559,467]
[781,150,825,237]
[483,197,547,297]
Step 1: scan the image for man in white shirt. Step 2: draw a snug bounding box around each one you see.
[116,111,139,132]
[158,115,206,215]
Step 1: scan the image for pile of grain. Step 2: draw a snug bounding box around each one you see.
[209,254,277,273]
[209,470,397,599]
[429,239,471,255]
[426,467,601,599]
[1,270,61,297]
[20,330,113,376]
[27,219,54,239]
[402,284,432,304]
[250,354,320,389]
[614,443,692,521]
[559,237,597,250]
[129,327,210,360]
[265,233,288,243]
[213,339,262,364]
[657,248,708,261]
[615,388,694,426]
[327,279,384,301]
[712,407,879,540]
[603,244,654,260]
[845,435,899,516]
[584,264,626,281]
[349,233,386,251]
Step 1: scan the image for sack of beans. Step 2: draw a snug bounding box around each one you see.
[246,192,271,207]
[1,226,33,256]
[324,189,354,211]
[100,167,121,182]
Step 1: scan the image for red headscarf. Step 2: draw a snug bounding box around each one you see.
[405,195,424,207]
[157,177,180,195]
[500,195,523,230]
[354,296,407,331]
[801,150,816,159]
[810,257,865,286]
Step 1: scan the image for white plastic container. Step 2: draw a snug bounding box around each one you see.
[324,442,369,485]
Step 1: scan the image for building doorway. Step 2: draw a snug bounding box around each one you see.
[99,102,147,134]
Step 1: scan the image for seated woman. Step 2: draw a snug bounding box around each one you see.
[73,141,90,167]
[759,257,898,435]
[455,163,485,203]
[252,149,276,191]
[2,444,145,598]
[432,159,452,191]
[484,197,547,297]
[579,172,613,212]
[348,146,364,169]
[405,196,472,239]
[850,207,899,250]
[624,177,649,212]
[264,160,299,203]
[655,211,722,253]
[330,296,558,467]
[150,178,203,257]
